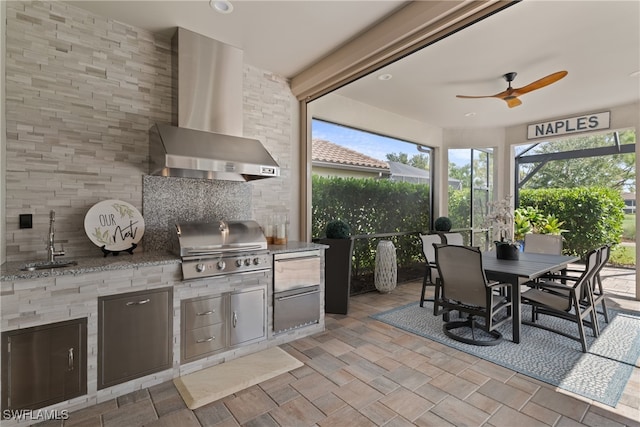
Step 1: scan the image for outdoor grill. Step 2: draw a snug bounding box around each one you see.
[171,220,271,280]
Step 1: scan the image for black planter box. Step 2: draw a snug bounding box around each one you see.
[495,242,519,260]
[317,238,354,315]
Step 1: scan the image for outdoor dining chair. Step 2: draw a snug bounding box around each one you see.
[439,232,464,245]
[418,232,444,315]
[591,244,611,325]
[533,244,610,334]
[524,234,563,255]
[521,248,600,352]
[434,244,513,346]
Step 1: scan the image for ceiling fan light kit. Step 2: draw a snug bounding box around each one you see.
[457,70,568,108]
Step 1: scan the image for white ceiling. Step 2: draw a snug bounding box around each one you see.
[72,0,640,130]
[335,0,640,129]
[71,0,408,77]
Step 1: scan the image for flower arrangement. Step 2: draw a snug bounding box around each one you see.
[484,195,515,242]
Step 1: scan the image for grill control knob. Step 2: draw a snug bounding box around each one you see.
[196,263,206,273]
[217,260,226,270]
[253,257,261,266]
[244,258,251,266]
[236,259,243,267]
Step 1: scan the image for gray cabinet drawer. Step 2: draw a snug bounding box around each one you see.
[184,297,224,329]
[183,324,226,360]
[273,253,321,293]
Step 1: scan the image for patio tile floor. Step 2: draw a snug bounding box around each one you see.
[35,267,639,427]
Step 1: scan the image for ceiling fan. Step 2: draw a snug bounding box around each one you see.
[456,70,568,108]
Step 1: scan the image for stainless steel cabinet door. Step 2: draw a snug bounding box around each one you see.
[229,287,266,347]
[98,288,172,389]
[1,318,87,411]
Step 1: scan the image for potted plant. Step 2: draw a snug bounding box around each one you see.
[484,196,520,260]
[514,207,568,251]
[434,216,452,232]
[536,213,568,235]
[318,219,354,314]
[513,208,533,249]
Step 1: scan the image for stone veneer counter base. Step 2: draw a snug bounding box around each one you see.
[173,346,303,409]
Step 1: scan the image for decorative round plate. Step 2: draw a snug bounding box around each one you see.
[84,200,145,251]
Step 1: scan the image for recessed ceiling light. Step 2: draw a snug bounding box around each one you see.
[378,73,393,81]
[630,70,640,78]
[210,0,233,14]
[464,112,476,117]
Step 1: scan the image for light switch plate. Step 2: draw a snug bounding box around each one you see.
[19,214,33,229]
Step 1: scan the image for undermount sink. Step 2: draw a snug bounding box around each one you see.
[21,260,78,271]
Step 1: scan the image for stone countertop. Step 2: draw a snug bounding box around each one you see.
[0,251,180,282]
[1,242,327,281]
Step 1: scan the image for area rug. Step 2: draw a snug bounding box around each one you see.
[174,347,303,409]
[371,303,640,407]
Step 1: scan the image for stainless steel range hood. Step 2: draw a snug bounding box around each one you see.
[149,27,280,181]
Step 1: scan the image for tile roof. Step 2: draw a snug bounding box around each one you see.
[312,139,389,170]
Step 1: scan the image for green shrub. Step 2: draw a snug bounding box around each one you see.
[622,214,636,241]
[448,188,470,230]
[609,245,635,267]
[519,187,624,258]
[312,175,430,276]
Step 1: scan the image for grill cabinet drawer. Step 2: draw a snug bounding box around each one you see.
[183,296,224,329]
[273,285,321,333]
[183,324,226,360]
[273,251,321,293]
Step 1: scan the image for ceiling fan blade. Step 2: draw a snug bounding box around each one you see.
[457,87,513,100]
[505,97,522,108]
[512,70,568,97]
[456,94,495,99]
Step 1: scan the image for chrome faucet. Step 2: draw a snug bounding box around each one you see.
[47,210,65,262]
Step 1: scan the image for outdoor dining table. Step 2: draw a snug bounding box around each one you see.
[482,251,580,343]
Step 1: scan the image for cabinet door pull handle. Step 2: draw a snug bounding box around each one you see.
[196,310,214,316]
[68,347,74,371]
[126,298,150,306]
[196,337,214,343]
[232,311,238,328]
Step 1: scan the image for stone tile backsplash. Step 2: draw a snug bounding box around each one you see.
[3,1,294,263]
[142,176,251,252]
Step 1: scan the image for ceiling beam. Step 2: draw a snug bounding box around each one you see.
[290,0,517,102]
[517,144,635,164]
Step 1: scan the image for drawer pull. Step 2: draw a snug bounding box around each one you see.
[126,298,150,306]
[196,337,214,343]
[277,289,320,301]
[196,310,214,316]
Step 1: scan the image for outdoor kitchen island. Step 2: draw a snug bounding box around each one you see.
[0,242,326,421]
